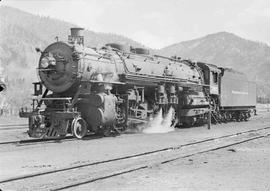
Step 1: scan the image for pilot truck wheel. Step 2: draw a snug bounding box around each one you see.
[71,117,88,139]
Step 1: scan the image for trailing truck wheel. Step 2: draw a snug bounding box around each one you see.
[71,117,87,139]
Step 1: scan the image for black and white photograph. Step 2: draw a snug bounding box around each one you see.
[0,0,270,190]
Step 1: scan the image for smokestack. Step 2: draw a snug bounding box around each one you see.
[68,27,84,45]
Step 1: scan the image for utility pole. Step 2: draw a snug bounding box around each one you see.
[207,101,211,129]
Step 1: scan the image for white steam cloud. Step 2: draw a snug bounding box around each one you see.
[142,107,176,134]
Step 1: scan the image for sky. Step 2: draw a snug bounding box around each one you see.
[2,0,270,49]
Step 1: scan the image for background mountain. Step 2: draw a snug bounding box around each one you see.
[0,6,144,113]
[159,32,270,98]
[0,6,270,114]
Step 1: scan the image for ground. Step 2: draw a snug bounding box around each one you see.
[1,111,270,190]
[80,136,270,191]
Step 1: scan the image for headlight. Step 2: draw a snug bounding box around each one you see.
[40,57,49,68]
[49,57,56,66]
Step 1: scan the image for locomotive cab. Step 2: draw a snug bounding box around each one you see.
[197,62,221,95]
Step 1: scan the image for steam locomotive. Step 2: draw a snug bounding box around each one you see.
[20,28,256,139]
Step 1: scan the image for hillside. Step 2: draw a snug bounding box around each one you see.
[160,32,270,97]
[0,6,144,112]
[0,6,270,114]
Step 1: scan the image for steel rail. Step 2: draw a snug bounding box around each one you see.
[0,136,75,146]
[0,124,27,127]
[1,126,270,185]
[0,133,103,146]
[0,126,27,131]
[52,133,270,191]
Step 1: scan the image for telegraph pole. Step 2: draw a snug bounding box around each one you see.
[207,106,211,129]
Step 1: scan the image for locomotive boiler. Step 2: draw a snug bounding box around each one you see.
[20,28,211,138]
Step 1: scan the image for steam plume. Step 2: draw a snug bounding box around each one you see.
[142,107,175,134]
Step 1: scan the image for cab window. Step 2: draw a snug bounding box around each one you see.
[212,72,218,84]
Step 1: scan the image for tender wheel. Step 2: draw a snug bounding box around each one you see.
[71,117,88,139]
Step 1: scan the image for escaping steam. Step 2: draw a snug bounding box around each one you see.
[142,107,176,134]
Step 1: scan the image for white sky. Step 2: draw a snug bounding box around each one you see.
[2,0,270,49]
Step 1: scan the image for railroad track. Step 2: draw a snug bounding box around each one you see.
[0,124,27,127]
[0,136,74,146]
[1,126,270,191]
[0,124,27,131]
[0,133,104,146]
[0,126,27,131]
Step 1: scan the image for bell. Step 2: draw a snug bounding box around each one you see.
[96,74,103,81]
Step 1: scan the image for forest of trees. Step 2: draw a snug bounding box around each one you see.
[1,6,270,116]
[0,6,144,115]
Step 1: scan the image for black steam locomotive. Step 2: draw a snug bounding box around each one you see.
[20,28,256,138]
